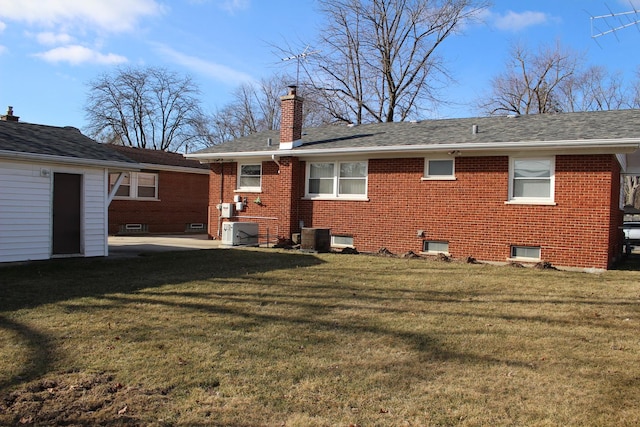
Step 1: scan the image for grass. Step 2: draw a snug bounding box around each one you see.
[1,248,639,426]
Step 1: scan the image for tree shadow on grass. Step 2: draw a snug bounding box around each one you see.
[0,315,52,391]
[0,249,324,392]
[0,249,325,312]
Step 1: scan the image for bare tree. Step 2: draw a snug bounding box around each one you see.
[558,65,629,112]
[631,66,640,109]
[204,74,333,146]
[296,0,488,124]
[85,66,205,151]
[479,42,582,116]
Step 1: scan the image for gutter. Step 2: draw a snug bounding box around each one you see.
[186,138,640,162]
[138,162,210,175]
[0,150,140,171]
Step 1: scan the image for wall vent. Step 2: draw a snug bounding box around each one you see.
[119,223,148,234]
[186,223,205,232]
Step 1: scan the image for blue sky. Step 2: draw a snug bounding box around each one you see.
[0,0,639,129]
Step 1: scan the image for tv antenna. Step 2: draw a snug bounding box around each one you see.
[281,45,320,86]
[590,3,640,40]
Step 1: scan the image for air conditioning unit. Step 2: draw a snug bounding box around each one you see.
[221,222,259,246]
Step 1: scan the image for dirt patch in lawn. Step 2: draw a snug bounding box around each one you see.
[1,371,170,426]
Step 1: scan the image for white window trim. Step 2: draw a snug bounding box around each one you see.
[110,172,159,200]
[506,156,556,205]
[237,162,262,192]
[304,160,369,200]
[421,158,456,181]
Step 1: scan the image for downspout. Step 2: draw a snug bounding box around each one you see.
[217,163,224,238]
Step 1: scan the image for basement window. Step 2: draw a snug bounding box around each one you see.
[510,246,541,261]
[331,235,354,248]
[423,240,449,254]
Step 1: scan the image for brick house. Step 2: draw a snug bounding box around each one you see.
[106,145,209,235]
[188,86,640,270]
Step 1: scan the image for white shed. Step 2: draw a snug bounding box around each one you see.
[0,111,138,263]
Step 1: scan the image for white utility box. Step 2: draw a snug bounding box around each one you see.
[221,222,259,246]
[220,203,233,218]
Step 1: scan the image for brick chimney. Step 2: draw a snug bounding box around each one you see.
[279,85,303,150]
[1,106,19,122]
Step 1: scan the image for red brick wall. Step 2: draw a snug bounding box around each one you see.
[207,154,623,269]
[109,170,209,234]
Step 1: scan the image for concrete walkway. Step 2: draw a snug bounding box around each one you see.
[108,234,222,258]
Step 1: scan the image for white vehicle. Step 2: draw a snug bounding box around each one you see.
[623,222,640,243]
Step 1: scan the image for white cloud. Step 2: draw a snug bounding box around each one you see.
[34,45,128,65]
[154,44,254,86]
[34,32,74,46]
[219,0,250,14]
[0,21,6,32]
[0,0,164,33]
[492,10,551,32]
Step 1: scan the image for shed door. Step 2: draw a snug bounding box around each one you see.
[52,173,82,255]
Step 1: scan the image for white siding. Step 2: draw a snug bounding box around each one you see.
[0,159,109,263]
[83,171,108,257]
[0,161,52,262]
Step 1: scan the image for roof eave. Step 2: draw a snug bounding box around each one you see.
[0,150,141,171]
[138,162,210,174]
[186,138,640,162]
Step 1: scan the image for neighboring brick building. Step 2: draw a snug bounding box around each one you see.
[188,86,640,270]
[106,146,209,235]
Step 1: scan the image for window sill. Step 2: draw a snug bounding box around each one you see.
[421,251,451,256]
[507,257,541,263]
[235,189,262,193]
[504,200,556,206]
[112,197,160,201]
[421,177,457,181]
[303,196,370,201]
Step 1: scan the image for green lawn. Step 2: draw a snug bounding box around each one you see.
[1,248,639,426]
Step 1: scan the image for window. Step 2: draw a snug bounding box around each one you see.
[109,172,158,200]
[423,241,449,254]
[306,161,368,199]
[237,163,262,191]
[331,235,354,247]
[423,158,455,180]
[510,246,541,260]
[113,173,130,197]
[509,157,554,203]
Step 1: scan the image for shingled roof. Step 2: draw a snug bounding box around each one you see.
[0,120,136,167]
[106,145,209,170]
[190,109,640,157]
